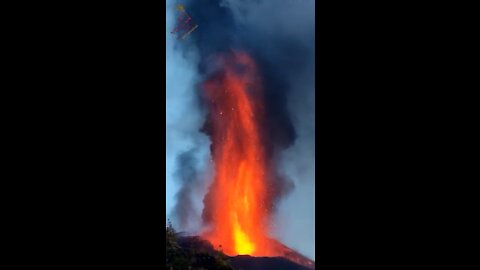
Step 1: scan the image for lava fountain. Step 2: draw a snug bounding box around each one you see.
[200,50,278,257]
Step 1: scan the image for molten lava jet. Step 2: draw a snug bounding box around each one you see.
[200,51,277,257]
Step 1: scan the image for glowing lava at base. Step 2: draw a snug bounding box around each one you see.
[200,50,279,257]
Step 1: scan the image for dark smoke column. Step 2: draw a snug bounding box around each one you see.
[172,0,315,259]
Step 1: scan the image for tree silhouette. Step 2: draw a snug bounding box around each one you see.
[165,221,233,270]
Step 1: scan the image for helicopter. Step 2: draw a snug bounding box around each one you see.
[170,4,198,40]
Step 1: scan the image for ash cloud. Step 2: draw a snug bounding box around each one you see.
[166,0,211,232]
[169,0,315,259]
[171,149,208,232]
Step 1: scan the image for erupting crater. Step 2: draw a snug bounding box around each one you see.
[200,50,271,257]
[198,50,313,267]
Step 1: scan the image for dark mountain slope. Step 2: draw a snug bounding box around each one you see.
[174,233,315,270]
[230,255,312,270]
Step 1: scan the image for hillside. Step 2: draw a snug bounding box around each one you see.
[166,224,315,270]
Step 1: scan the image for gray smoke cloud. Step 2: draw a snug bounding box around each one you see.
[166,0,315,259]
[166,0,211,232]
[171,148,211,232]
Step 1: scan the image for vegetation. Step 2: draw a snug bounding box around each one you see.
[166,221,233,270]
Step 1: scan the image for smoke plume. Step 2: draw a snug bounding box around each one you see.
[167,0,315,259]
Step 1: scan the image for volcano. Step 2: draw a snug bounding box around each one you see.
[167,1,315,268]
[177,235,315,270]
[196,50,314,267]
[200,50,272,256]
[201,50,294,256]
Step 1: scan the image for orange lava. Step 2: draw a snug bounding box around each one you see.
[201,51,277,257]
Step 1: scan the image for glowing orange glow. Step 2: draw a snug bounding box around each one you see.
[201,51,278,256]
